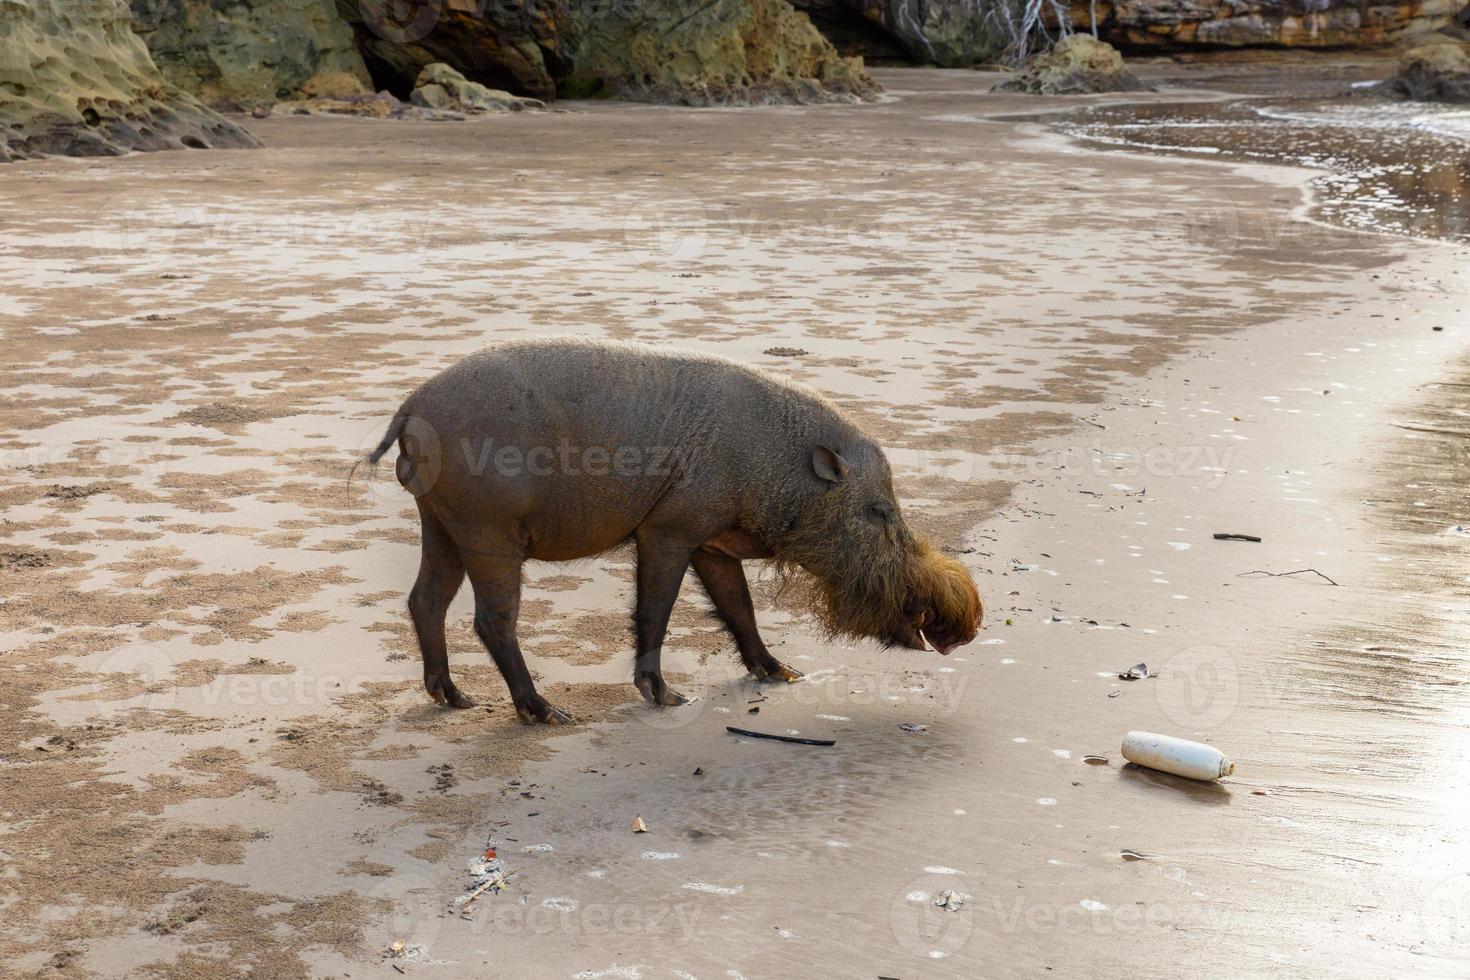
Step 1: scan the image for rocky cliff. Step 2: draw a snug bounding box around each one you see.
[0,0,257,161]
[1071,0,1459,49]
[790,0,1002,66]
[131,0,373,108]
[793,0,1461,65]
[335,0,565,100]
[334,0,875,103]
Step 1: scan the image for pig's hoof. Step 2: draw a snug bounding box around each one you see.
[635,673,690,707]
[515,698,572,726]
[754,661,804,684]
[426,674,477,709]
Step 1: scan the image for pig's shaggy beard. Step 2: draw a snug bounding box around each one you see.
[772,484,916,644]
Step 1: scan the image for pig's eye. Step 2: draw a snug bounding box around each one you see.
[868,502,893,523]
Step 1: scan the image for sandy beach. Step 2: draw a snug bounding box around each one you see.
[3,66,1469,978]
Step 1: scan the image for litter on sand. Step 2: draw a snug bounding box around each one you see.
[1120,849,1147,861]
[898,723,927,734]
[454,848,511,912]
[1117,663,1149,681]
[1082,754,1110,766]
[1213,532,1262,542]
[1121,731,1235,782]
[388,941,430,962]
[632,816,648,833]
[725,726,835,746]
[934,889,970,911]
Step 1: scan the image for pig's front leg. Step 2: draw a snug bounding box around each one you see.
[690,547,802,683]
[632,529,697,707]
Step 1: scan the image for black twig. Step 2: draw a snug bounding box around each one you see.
[1237,568,1340,586]
[725,726,835,747]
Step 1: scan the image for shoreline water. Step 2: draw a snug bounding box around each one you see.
[2,65,1468,976]
[1030,94,1470,243]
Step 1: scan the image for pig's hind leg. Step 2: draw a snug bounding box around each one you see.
[465,551,572,725]
[632,529,700,707]
[690,548,803,683]
[409,504,475,709]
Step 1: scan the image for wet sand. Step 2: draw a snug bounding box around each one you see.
[2,66,1469,977]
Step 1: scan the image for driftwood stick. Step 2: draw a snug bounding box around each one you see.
[725,726,835,747]
[1237,568,1340,586]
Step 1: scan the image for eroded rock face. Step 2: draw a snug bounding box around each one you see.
[791,0,1003,66]
[1376,39,1470,101]
[993,34,1149,93]
[131,0,373,108]
[335,0,566,99]
[564,0,878,103]
[334,0,875,104]
[1073,0,1459,49]
[793,0,1460,64]
[0,0,258,162]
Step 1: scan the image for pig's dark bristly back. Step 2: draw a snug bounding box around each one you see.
[384,336,883,538]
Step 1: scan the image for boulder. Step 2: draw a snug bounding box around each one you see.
[993,34,1150,94]
[276,91,410,118]
[410,63,546,112]
[130,0,373,109]
[296,70,374,101]
[1376,39,1470,101]
[0,0,258,162]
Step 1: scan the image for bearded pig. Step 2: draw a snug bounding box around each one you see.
[366,337,982,724]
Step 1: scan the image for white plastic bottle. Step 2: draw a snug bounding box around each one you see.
[1121,731,1235,781]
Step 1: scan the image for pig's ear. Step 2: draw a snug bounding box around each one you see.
[811,446,850,484]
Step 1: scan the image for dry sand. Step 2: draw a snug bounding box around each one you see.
[2,67,1469,978]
